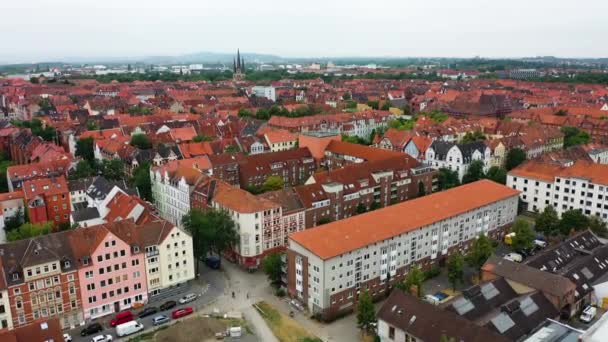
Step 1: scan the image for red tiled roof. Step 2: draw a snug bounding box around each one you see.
[22,176,68,199]
[290,180,520,260]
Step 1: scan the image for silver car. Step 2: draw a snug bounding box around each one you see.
[152,314,170,326]
[178,293,197,304]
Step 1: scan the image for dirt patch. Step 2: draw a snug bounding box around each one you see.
[254,301,321,342]
[154,316,241,342]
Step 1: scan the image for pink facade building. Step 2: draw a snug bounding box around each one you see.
[69,222,148,320]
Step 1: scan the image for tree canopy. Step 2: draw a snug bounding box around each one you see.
[7,222,53,242]
[261,252,283,286]
[484,166,507,184]
[462,160,485,184]
[262,176,284,192]
[511,219,535,253]
[356,289,376,334]
[561,126,590,148]
[182,208,238,265]
[536,205,560,236]
[130,133,152,149]
[75,137,95,162]
[466,234,495,279]
[437,168,460,190]
[505,148,526,171]
[447,252,465,291]
[132,162,152,201]
[461,130,486,144]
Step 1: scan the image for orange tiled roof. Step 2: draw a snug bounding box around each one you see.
[22,176,68,199]
[289,180,520,260]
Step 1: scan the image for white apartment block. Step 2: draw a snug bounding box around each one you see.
[507,160,608,220]
[286,180,519,320]
[140,222,196,297]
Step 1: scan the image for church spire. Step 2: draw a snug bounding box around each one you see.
[237,49,241,70]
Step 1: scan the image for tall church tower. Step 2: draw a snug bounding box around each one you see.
[233,49,245,81]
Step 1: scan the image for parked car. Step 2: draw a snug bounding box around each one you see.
[205,256,221,269]
[172,307,194,319]
[90,335,113,342]
[152,315,170,326]
[138,307,158,318]
[63,333,72,342]
[580,306,597,323]
[110,311,133,327]
[160,300,177,311]
[81,323,103,336]
[504,253,523,263]
[534,239,547,248]
[179,293,197,304]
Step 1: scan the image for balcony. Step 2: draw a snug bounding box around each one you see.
[411,165,436,176]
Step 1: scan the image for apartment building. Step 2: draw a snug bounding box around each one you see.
[322,140,406,170]
[507,160,608,220]
[286,180,519,320]
[295,156,436,227]
[424,140,491,181]
[237,148,316,189]
[135,221,195,297]
[191,177,305,269]
[69,222,148,320]
[150,158,207,226]
[22,176,71,228]
[0,233,84,330]
[6,159,70,191]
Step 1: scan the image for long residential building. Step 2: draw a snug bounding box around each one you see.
[286,180,519,320]
[507,160,608,220]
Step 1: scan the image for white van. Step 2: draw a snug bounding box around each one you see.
[115,320,144,337]
[228,326,242,338]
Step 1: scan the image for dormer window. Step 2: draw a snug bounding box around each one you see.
[64,261,71,268]
[133,246,140,253]
[12,273,19,281]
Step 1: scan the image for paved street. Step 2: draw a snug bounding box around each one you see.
[67,261,226,342]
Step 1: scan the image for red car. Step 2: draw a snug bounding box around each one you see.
[171,307,193,319]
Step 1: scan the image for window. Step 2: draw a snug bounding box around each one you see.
[389,326,395,340]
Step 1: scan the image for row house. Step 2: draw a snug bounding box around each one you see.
[191,177,305,269]
[0,219,195,330]
[150,158,207,226]
[373,129,433,161]
[0,233,84,330]
[425,140,491,181]
[0,259,13,330]
[286,180,519,320]
[294,156,436,227]
[9,130,41,165]
[507,160,608,220]
[22,176,71,228]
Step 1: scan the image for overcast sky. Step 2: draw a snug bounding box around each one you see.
[1,0,607,63]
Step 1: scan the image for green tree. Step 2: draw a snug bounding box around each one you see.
[182,208,238,273]
[132,162,152,201]
[461,130,486,144]
[262,176,284,192]
[130,133,152,149]
[0,157,13,193]
[466,234,494,280]
[484,166,507,184]
[505,148,527,171]
[561,126,590,148]
[559,209,589,235]
[401,265,425,297]
[366,100,379,110]
[447,252,465,291]
[71,160,96,179]
[100,159,124,180]
[437,168,460,190]
[462,160,485,184]
[356,289,376,334]
[342,92,351,101]
[192,134,213,143]
[536,205,560,236]
[589,216,608,238]
[7,222,53,241]
[369,201,381,211]
[417,181,426,197]
[238,108,254,118]
[261,252,284,287]
[345,101,358,109]
[440,336,456,342]
[317,217,332,226]
[224,145,240,153]
[75,137,95,162]
[86,120,99,131]
[511,219,535,253]
[381,100,392,111]
[4,207,25,232]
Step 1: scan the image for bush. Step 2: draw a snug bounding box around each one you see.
[275,288,286,297]
[424,266,441,280]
